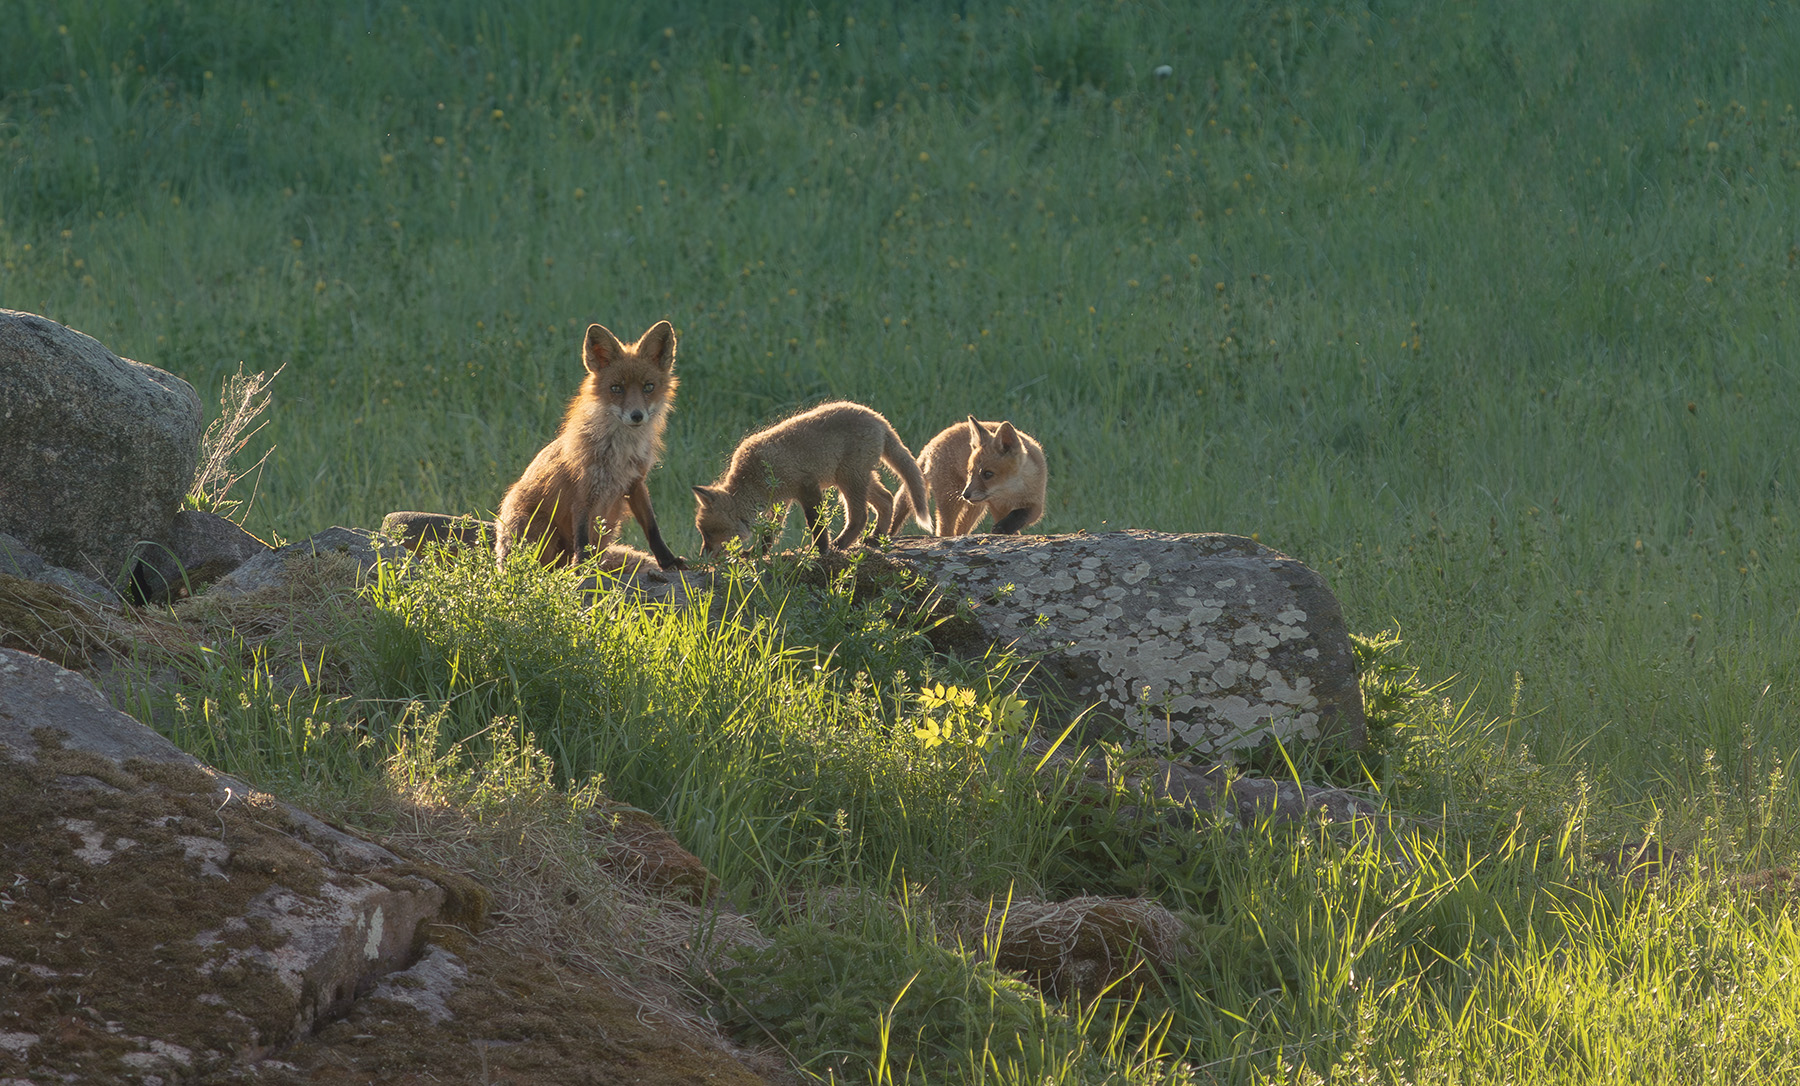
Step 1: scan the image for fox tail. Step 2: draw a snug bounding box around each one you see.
[881,424,933,533]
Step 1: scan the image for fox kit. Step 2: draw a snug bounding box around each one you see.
[892,417,1046,536]
[692,401,930,555]
[495,321,686,571]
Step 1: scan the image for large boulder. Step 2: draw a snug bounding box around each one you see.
[885,531,1365,761]
[0,310,203,589]
[0,648,475,1079]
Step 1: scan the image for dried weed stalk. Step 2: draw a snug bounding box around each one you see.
[189,362,284,523]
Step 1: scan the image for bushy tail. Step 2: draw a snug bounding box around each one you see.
[882,425,932,533]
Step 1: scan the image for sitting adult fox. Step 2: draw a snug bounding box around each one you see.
[495,321,686,572]
[692,401,930,555]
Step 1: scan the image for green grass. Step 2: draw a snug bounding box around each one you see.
[8,1,1800,1081]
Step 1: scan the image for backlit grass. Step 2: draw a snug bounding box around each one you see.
[7,1,1800,1081]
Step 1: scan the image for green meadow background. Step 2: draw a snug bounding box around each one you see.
[6,0,1797,802]
[5,3,1800,1078]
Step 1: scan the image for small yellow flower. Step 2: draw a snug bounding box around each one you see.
[918,151,930,162]
[492,109,504,120]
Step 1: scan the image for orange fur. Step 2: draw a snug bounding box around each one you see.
[495,321,686,571]
[692,401,930,555]
[892,417,1047,536]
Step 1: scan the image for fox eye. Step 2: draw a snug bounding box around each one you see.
[980,470,996,480]
[609,384,625,395]
[642,382,655,393]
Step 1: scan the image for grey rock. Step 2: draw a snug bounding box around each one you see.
[381,510,492,554]
[0,647,459,1066]
[1029,738,1380,829]
[206,526,410,596]
[885,530,1365,761]
[134,509,271,602]
[366,947,468,1024]
[0,310,202,589]
[0,648,193,766]
[0,531,123,610]
[1136,759,1378,826]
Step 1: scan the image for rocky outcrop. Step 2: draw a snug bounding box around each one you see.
[0,310,202,589]
[0,648,470,1079]
[884,531,1365,762]
[133,509,272,602]
[0,531,123,610]
[207,526,410,596]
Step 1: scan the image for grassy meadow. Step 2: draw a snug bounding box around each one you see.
[5,0,1800,1081]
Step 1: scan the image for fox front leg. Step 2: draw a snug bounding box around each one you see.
[573,514,592,563]
[796,484,831,553]
[990,506,1036,535]
[626,477,687,571]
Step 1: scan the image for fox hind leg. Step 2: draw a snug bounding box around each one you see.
[865,474,895,538]
[831,475,872,550]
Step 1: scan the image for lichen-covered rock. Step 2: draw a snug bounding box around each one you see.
[0,310,202,589]
[886,531,1365,761]
[1130,758,1378,825]
[0,648,460,1079]
[134,509,272,602]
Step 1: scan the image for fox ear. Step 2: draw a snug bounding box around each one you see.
[583,324,628,373]
[994,421,1019,454]
[966,416,990,445]
[692,484,721,506]
[637,320,676,372]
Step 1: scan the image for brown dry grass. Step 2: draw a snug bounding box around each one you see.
[957,894,1191,1000]
[367,771,770,1049]
[0,573,192,669]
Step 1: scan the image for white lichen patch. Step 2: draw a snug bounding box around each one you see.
[368,947,468,1024]
[362,906,386,960]
[119,1040,195,1070]
[0,1032,39,1059]
[60,818,133,865]
[179,835,231,880]
[894,531,1361,759]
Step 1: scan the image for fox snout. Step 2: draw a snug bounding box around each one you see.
[613,401,656,427]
